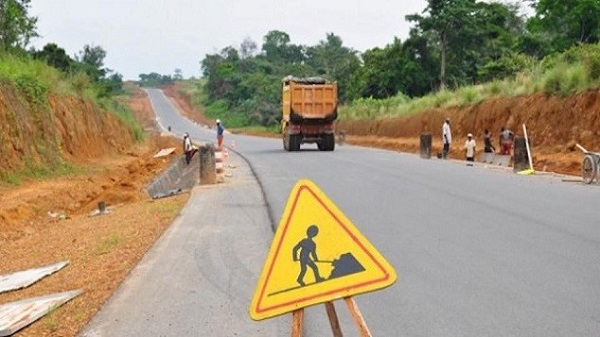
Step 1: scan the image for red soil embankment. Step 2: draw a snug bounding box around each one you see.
[338,90,600,175]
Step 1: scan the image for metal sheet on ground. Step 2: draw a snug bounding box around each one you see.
[153,147,176,158]
[0,261,69,294]
[0,289,82,336]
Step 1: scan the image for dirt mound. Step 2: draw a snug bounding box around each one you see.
[338,89,600,175]
[0,86,183,238]
[0,85,135,174]
[0,85,190,337]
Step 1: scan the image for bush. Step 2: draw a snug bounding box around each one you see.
[541,66,565,95]
[564,63,589,95]
[15,74,48,104]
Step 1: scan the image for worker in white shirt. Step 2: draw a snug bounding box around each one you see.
[464,133,476,163]
[442,118,452,159]
[183,132,195,164]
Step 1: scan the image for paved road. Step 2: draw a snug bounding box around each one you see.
[82,89,600,336]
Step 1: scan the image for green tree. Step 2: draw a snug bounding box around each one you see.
[350,40,405,99]
[32,43,72,71]
[527,0,600,53]
[475,1,527,81]
[0,0,37,50]
[349,35,437,99]
[173,68,183,80]
[74,44,108,82]
[201,46,239,101]
[101,72,124,94]
[407,0,526,88]
[261,30,305,64]
[407,0,480,89]
[400,31,438,96]
[305,33,360,102]
[240,37,258,59]
[138,72,173,87]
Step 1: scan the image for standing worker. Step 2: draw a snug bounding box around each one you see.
[464,133,476,163]
[442,118,452,159]
[499,127,514,156]
[183,132,194,165]
[483,129,495,153]
[216,119,225,150]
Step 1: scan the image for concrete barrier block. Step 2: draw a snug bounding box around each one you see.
[492,155,511,166]
[478,153,495,163]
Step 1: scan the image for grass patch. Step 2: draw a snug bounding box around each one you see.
[147,198,188,222]
[232,124,280,135]
[96,233,124,256]
[99,96,145,141]
[43,304,61,331]
[0,161,81,185]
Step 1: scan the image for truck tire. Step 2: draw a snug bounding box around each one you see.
[289,134,301,151]
[283,132,290,151]
[322,134,335,151]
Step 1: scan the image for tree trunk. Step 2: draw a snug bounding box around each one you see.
[440,30,448,90]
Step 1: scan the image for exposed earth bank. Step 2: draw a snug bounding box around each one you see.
[338,89,600,176]
[0,87,189,337]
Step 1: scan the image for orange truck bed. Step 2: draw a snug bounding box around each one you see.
[281,76,338,151]
[283,80,337,119]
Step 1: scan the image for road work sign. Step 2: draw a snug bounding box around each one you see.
[249,179,397,321]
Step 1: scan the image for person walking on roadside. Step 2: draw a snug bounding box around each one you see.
[465,133,476,163]
[483,129,495,153]
[183,132,194,165]
[216,119,225,150]
[499,127,514,156]
[442,118,452,159]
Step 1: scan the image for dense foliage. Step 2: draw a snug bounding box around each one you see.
[0,0,132,102]
[137,72,175,87]
[0,0,38,51]
[199,0,600,128]
[199,31,359,127]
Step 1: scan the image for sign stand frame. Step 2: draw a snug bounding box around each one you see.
[290,296,372,337]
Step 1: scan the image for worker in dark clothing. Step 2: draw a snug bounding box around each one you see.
[216,119,224,150]
[293,225,325,286]
[484,129,495,153]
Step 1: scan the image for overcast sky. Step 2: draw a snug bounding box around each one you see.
[30,0,430,80]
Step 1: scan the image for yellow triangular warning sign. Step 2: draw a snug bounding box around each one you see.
[249,179,397,321]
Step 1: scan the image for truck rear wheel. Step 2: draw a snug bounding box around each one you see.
[289,134,301,151]
[283,131,290,151]
[321,134,335,151]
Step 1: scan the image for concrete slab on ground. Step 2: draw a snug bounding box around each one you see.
[491,154,511,167]
[478,152,495,164]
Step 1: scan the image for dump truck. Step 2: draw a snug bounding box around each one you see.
[281,76,338,151]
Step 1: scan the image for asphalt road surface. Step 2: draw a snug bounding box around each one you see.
[82,89,600,337]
